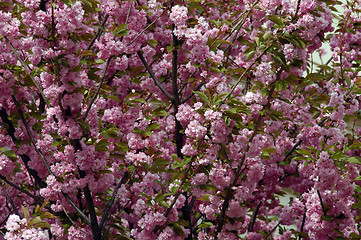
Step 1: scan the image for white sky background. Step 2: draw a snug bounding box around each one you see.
[311,1,346,67]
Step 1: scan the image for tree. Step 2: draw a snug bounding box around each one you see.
[0,0,361,239]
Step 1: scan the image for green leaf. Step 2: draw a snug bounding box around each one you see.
[95,139,111,152]
[114,24,129,34]
[213,39,234,46]
[131,98,146,104]
[355,185,361,192]
[40,212,57,219]
[60,0,74,6]
[296,149,313,157]
[2,149,17,161]
[171,223,185,236]
[115,142,128,153]
[344,74,352,87]
[22,206,30,220]
[34,221,51,228]
[322,215,333,222]
[245,51,255,61]
[193,91,210,105]
[146,39,159,47]
[267,15,284,26]
[95,59,106,64]
[350,233,361,239]
[146,123,161,131]
[199,194,211,201]
[166,45,173,53]
[198,222,213,228]
[347,157,361,165]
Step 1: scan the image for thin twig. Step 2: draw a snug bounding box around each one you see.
[11,95,54,176]
[154,154,198,234]
[5,192,20,216]
[99,172,129,229]
[86,14,110,52]
[223,0,260,53]
[217,68,284,233]
[5,37,50,108]
[0,174,42,204]
[283,140,302,161]
[127,10,166,46]
[8,106,91,225]
[180,83,204,104]
[222,44,273,102]
[317,190,327,215]
[0,108,47,188]
[125,0,133,24]
[61,192,90,224]
[248,201,262,232]
[293,0,302,20]
[266,221,281,239]
[137,51,175,101]
[283,118,328,161]
[59,198,92,237]
[83,56,113,121]
[299,206,306,240]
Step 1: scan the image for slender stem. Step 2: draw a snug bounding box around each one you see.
[86,14,110,52]
[127,10,166,46]
[0,174,42,204]
[100,172,129,229]
[126,0,132,24]
[83,56,113,121]
[217,68,283,233]
[294,0,302,20]
[283,118,327,161]
[137,51,174,101]
[222,44,272,102]
[299,206,306,240]
[317,190,327,215]
[266,221,281,239]
[248,201,262,232]
[0,108,47,188]
[223,0,260,53]
[164,158,193,218]
[180,83,204,104]
[61,192,90,224]
[12,95,54,176]
[60,198,92,237]
[5,37,50,108]
[283,140,302,161]
[11,98,91,224]
[154,154,198,234]
[5,192,21,216]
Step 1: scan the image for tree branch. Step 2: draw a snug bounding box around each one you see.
[217,68,283,233]
[180,83,204,104]
[5,192,21,216]
[99,172,129,230]
[299,206,307,240]
[0,108,47,188]
[127,10,166,47]
[0,174,42,204]
[5,37,50,108]
[12,95,54,176]
[83,56,113,121]
[137,51,175,101]
[248,201,262,232]
[85,14,110,52]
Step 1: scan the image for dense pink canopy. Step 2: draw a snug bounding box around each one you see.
[0,0,361,239]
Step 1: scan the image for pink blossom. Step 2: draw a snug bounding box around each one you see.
[170,5,188,26]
